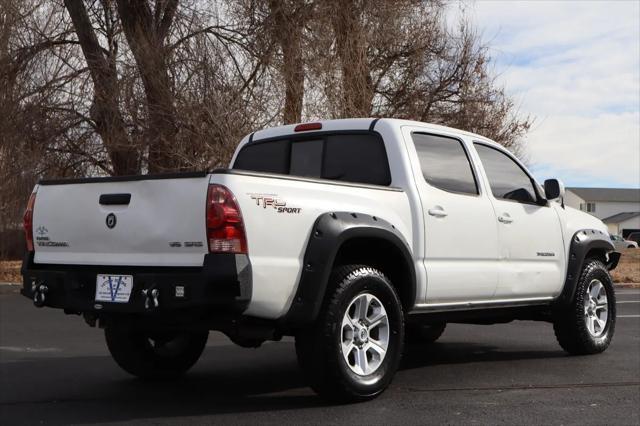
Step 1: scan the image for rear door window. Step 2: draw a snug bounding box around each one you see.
[412,133,478,195]
[233,133,391,186]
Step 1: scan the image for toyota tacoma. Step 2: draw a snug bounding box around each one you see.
[21,118,620,402]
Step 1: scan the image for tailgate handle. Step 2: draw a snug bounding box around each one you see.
[99,193,131,205]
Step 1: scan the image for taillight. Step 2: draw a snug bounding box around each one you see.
[206,184,247,254]
[23,188,37,252]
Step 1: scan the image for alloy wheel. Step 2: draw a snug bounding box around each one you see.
[341,293,390,376]
[583,279,609,337]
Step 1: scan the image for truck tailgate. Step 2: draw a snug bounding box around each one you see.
[32,174,210,267]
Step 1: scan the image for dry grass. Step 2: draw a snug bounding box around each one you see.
[1,249,638,285]
[611,248,640,284]
[0,261,21,283]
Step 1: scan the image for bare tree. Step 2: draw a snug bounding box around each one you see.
[267,0,307,124]
[234,0,307,124]
[0,0,533,259]
[115,0,180,172]
[64,0,139,175]
[328,0,372,117]
[309,1,530,152]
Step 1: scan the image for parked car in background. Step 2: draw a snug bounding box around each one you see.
[626,232,640,245]
[610,234,638,250]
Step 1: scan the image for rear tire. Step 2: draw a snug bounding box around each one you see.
[295,265,404,402]
[105,325,208,379]
[553,258,616,355]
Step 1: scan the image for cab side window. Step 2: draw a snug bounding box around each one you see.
[474,143,538,204]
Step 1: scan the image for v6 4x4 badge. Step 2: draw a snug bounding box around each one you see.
[249,194,302,214]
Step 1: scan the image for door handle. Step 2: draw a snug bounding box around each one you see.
[498,214,513,224]
[99,193,131,205]
[428,207,448,218]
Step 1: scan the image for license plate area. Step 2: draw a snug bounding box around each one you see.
[95,274,133,303]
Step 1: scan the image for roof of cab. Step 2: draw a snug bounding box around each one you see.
[249,117,497,146]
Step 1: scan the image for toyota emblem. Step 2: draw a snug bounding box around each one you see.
[106,213,117,229]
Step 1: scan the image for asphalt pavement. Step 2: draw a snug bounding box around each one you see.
[1,289,639,425]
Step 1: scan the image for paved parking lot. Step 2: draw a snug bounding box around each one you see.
[1,289,638,425]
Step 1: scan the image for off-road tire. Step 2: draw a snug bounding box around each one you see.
[105,326,208,379]
[295,265,404,402]
[406,323,446,344]
[553,258,616,355]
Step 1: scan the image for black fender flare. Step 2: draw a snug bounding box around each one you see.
[280,212,416,328]
[555,229,618,306]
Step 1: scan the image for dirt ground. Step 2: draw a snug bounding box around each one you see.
[1,249,639,284]
[0,260,21,283]
[611,248,640,284]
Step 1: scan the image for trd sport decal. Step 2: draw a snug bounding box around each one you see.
[248,193,302,214]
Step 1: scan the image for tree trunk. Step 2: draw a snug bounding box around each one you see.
[64,0,138,176]
[331,0,373,118]
[268,0,305,124]
[116,0,180,173]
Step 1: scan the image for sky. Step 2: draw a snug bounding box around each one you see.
[448,0,640,188]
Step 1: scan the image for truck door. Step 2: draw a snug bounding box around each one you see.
[403,128,500,304]
[473,142,565,298]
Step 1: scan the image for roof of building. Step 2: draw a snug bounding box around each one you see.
[602,212,640,224]
[566,187,640,203]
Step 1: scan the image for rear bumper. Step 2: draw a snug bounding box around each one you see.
[20,252,252,314]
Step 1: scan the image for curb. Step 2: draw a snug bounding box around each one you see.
[0,282,21,295]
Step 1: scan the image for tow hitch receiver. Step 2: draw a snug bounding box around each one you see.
[142,287,160,310]
[33,282,48,307]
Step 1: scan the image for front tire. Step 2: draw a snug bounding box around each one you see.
[553,258,616,355]
[295,265,404,402]
[105,326,208,379]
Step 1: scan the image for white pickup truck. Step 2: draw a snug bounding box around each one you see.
[21,118,620,402]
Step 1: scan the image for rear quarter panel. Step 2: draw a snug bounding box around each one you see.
[210,173,413,318]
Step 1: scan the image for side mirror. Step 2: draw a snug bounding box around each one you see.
[544,178,565,201]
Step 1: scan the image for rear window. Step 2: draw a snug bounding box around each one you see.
[233,133,391,186]
[231,138,289,174]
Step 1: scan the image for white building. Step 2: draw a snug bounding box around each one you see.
[565,188,640,237]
